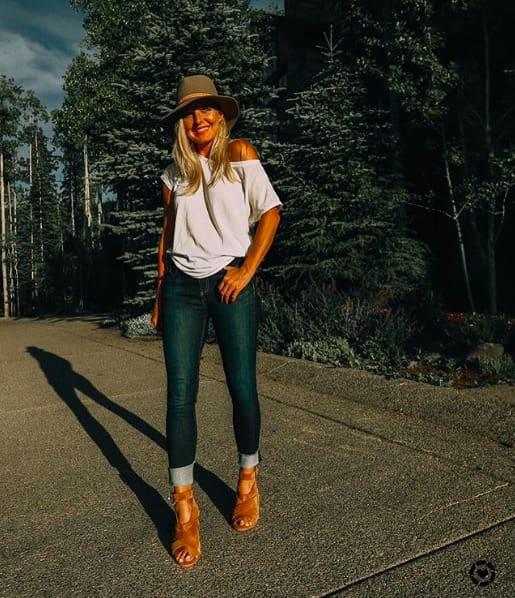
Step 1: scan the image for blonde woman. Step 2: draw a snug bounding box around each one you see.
[152,75,281,568]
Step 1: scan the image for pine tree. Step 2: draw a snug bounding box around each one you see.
[60,0,278,312]
[0,75,66,314]
[268,49,427,298]
[0,75,24,317]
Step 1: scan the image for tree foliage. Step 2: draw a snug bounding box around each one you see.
[0,75,65,315]
[56,0,278,310]
[4,0,515,319]
[269,58,427,298]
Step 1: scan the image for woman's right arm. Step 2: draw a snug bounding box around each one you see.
[151,183,174,330]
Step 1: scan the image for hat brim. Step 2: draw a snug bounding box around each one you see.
[161,94,239,133]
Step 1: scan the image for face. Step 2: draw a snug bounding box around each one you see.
[181,100,223,156]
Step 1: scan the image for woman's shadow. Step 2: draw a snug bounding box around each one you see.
[27,346,234,552]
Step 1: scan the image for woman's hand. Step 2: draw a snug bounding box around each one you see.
[218,264,253,304]
[151,282,163,330]
[217,207,281,304]
[151,301,160,330]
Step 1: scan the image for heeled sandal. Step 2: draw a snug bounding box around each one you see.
[232,468,259,532]
[171,487,201,568]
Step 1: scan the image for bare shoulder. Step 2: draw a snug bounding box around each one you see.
[229,138,260,162]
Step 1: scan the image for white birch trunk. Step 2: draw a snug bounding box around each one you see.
[12,185,20,315]
[442,145,476,313]
[35,132,44,264]
[0,153,9,318]
[70,182,76,236]
[7,182,15,316]
[57,196,64,253]
[29,143,37,299]
[84,139,92,229]
[97,185,103,227]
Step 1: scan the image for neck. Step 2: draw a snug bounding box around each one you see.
[195,139,214,157]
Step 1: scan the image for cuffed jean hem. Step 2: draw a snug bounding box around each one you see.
[169,463,195,487]
[239,451,260,468]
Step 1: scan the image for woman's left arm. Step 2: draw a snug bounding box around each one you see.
[218,206,281,304]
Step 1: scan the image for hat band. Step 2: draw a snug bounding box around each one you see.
[177,92,216,106]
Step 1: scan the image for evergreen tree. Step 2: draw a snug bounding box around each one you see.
[59,0,278,312]
[269,51,427,299]
[426,0,515,314]
[1,75,63,315]
[65,0,277,207]
[27,129,62,309]
[0,75,23,317]
[342,0,515,313]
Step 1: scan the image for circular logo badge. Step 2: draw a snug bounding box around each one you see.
[469,560,496,587]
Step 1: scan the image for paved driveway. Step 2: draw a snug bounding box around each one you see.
[1,317,514,597]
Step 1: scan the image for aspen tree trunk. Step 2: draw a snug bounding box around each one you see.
[29,143,37,300]
[56,195,65,308]
[442,126,476,312]
[7,182,15,315]
[0,153,9,318]
[57,197,64,253]
[70,182,76,236]
[78,139,92,313]
[30,204,36,300]
[12,185,20,315]
[84,139,92,229]
[34,132,44,264]
[97,184,103,227]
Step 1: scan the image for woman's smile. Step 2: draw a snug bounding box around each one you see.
[193,125,210,134]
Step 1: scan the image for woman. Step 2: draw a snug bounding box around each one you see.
[152,75,281,568]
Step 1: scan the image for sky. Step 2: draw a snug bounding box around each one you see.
[0,0,283,114]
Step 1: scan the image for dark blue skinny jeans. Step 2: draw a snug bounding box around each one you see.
[161,258,260,484]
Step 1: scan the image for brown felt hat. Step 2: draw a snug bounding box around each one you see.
[161,75,239,131]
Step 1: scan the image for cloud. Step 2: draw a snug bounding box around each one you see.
[1,0,84,51]
[0,31,70,102]
[0,0,84,110]
[0,0,281,113]
[24,11,84,51]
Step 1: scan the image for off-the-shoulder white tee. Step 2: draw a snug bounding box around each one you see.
[160,155,282,278]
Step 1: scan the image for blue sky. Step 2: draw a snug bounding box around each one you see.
[0,0,283,113]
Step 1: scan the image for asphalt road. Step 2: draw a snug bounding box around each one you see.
[1,317,514,597]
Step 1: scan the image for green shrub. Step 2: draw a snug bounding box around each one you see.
[445,313,513,351]
[500,355,515,381]
[472,353,515,379]
[120,313,156,338]
[256,279,418,372]
[472,354,503,377]
[285,336,359,367]
[257,280,301,353]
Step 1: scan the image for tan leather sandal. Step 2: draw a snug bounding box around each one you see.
[232,468,259,532]
[171,487,201,568]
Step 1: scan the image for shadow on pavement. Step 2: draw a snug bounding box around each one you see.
[27,347,234,549]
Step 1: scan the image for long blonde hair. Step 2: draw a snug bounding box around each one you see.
[172,116,237,194]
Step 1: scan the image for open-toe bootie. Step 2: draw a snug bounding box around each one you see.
[232,468,259,532]
[171,488,201,568]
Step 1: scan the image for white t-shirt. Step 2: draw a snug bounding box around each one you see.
[160,155,282,278]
